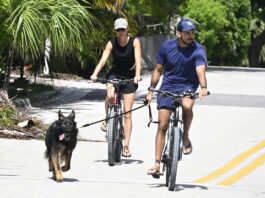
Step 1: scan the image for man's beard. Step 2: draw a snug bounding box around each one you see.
[181,37,193,45]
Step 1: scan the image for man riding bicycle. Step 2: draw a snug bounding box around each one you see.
[145,19,208,176]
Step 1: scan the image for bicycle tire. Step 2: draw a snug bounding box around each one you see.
[107,112,118,166]
[114,140,122,162]
[165,158,170,187]
[114,116,123,162]
[167,127,181,191]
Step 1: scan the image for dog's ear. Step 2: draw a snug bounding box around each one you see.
[68,110,75,120]
[58,110,65,120]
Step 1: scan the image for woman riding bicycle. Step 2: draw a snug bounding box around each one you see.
[90,18,141,157]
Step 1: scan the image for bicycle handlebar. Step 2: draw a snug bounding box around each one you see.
[96,78,141,85]
[148,87,210,99]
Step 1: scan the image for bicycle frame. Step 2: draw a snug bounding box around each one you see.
[108,84,123,140]
[108,90,121,114]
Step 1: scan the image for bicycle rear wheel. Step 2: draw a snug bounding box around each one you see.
[107,112,118,166]
[167,127,181,191]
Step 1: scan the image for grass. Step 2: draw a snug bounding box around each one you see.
[0,80,53,139]
[0,103,50,139]
[8,81,54,98]
[0,104,18,128]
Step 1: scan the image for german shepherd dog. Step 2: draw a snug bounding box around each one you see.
[45,110,78,182]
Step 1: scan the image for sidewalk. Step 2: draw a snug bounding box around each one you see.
[13,66,265,111]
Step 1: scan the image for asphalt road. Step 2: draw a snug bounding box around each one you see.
[1,68,265,198]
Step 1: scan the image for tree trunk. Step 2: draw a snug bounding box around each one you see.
[248,29,265,67]
[3,47,15,90]
[20,64,24,79]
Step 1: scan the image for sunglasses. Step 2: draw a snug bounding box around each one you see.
[116,28,126,32]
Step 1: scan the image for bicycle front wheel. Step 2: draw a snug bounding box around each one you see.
[107,112,118,166]
[167,127,181,191]
[114,116,123,162]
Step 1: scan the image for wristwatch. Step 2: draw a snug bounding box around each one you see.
[201,86,207,89]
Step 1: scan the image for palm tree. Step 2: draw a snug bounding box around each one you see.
[94,0,125,15]
[2,0,97,89]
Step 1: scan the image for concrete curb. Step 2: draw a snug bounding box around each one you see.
[13,90,58,110]
[12,66,265,110]
[207,65,265,72]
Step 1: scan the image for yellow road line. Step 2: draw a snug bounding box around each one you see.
[193,139,265,184]
[217,152,265,186]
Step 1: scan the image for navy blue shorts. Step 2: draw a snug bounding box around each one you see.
[106,73,138,94]
[157,88,195,110]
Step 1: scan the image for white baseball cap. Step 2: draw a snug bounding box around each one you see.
[114,18,128,30]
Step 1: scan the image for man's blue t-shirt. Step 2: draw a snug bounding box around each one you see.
[156,38,207,93]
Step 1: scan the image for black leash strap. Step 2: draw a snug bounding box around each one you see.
[79,102,147,128]
[147,105,159,127]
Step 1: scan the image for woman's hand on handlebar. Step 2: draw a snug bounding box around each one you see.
[134,75,141,84]
[90,74,97,82]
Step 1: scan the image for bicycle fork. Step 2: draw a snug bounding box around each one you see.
[173,108,184,161]
[161,121,172,176]
[161,112,184,175]
[113,91,124,145]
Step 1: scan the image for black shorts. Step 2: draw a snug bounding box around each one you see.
[106,73,138,94]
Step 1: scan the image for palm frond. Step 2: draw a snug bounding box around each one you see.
[47,0,95,55]
[93,0,125,15]
[6,0,97,60]
[8,0,49,60]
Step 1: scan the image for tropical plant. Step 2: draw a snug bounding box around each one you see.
[179,0,229,64]
[248,0,265,67]
[218,0,251,66]
[127,0,182,35]
[93,0,125,15]
[0,0,10,75]
[1,0,99,89]
[179,0,250,66]
[91,0,139,36]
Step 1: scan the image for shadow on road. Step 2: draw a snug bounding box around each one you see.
[63,178,80,182]
[148,183,208,191]
[0,174,19,177]
[94,158,144,165]
[121,158,144,164]
[175,183,208,191]
[47,177,79,182]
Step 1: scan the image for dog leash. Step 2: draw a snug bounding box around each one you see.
[79,101,148,128]
[147,105,159,127]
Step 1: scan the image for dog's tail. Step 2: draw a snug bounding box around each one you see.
[44,149,51,159]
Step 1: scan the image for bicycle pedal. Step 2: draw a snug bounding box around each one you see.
[161,155,169,164]
[152,172,162,179]
[161,158,169,163]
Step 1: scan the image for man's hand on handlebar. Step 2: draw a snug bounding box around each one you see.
[144,89,153,106]
[199,87,208,99]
